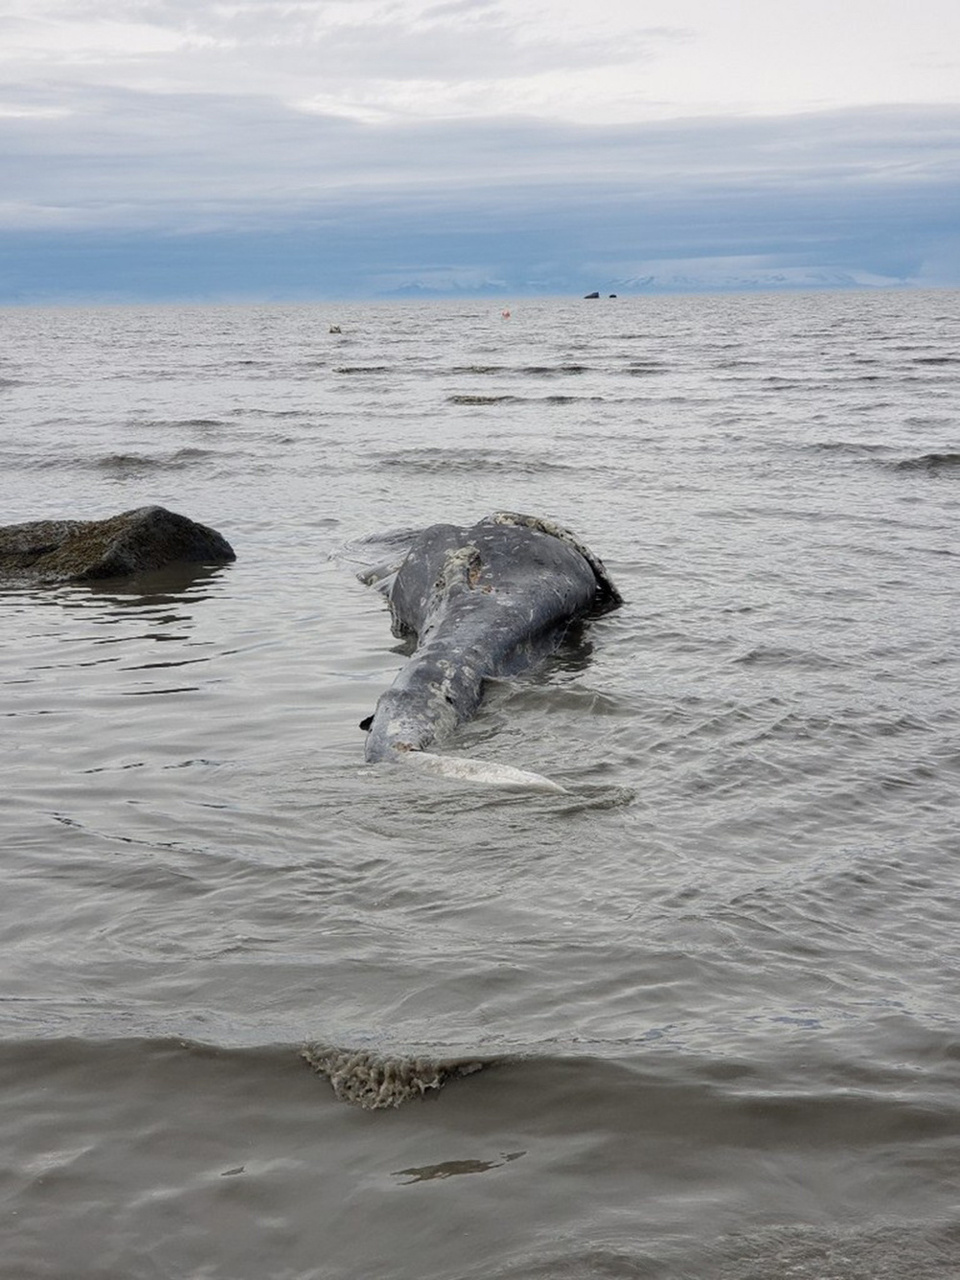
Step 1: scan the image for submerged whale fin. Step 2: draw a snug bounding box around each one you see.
[399,750,569,795]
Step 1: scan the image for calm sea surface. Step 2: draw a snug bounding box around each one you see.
[1,291,959,1278]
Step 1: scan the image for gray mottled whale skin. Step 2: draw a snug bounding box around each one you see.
[362,513,620,768]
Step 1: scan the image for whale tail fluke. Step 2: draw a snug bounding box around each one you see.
[401,750,569,795]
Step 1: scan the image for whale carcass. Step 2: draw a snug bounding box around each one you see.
[359,512,621,790]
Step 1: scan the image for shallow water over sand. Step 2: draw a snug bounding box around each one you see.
[2,290,959,1278]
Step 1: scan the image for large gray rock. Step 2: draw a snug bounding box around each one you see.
[0,505,236,583]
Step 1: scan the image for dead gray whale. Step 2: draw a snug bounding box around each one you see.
[359,512,621,791]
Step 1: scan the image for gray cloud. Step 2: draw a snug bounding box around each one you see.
[1,71,958,297]
[3,89,958,223]
[2,1,685,99]
[423,0,499,16]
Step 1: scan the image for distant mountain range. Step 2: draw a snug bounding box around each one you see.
[374,265,910,300]
[613,266,908,292]
[377,279,510,299]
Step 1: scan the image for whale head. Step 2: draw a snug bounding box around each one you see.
[361,684,456,762]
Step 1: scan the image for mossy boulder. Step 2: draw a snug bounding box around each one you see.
[0,505,236,583]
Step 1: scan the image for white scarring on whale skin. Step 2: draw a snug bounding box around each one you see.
[359,512,621,791]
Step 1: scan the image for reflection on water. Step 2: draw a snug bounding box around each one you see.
[74,560,233,603]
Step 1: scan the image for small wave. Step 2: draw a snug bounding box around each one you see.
[519,364,588,375]
[131,418,226,429]
[370,447,577,475]
[447,394,520,405]
[893,452,960,473]
[12,448,218,473]
[92,447,215,472]
[6,1029,960,1125]
[733,645,850,671]
[449,392,598,406]
[120,417,228,431]
[335,365,390,374]
[449,362,591,378]
[808,441,896,457]
[913,355,960,365]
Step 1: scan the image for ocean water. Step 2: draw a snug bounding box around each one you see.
[1,290,958,1279]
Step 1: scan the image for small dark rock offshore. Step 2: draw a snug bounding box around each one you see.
[0,505,236,583]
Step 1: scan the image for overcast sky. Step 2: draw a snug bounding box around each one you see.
[2,0,959,300]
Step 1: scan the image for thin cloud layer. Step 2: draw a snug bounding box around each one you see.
[5,0,959,120]
[4,90,957,225]
[2,0,685,118]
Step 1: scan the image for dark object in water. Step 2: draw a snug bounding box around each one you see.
[301,1043,487,1109]
[358,511,620,790]
[583,291,600,299]
[0,505,236,583]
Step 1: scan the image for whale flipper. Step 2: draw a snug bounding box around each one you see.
[402,751,569,795]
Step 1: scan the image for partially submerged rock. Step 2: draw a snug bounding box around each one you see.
[0,505,236,583]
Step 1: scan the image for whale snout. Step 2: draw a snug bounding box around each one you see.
[362,689,434,762]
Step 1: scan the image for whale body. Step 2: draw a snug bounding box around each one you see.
[360,512,620,787]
